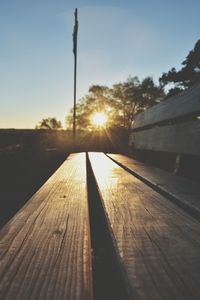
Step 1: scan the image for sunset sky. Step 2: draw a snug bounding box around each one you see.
[0,0,200,128]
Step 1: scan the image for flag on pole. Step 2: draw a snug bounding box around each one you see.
[73,8,78,56]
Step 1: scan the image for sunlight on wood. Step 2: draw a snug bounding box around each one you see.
[89,152,118,186]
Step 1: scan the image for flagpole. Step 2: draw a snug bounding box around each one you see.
[73,8,78,144]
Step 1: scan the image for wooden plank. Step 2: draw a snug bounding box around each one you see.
[89,152,200,300]
[107,154,200,217]
[0,153,93,300]
[132,83,200,130]
[129,119,200,156]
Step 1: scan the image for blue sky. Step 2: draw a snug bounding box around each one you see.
[0,0,200,128]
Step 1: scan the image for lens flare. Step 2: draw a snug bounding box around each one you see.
[91,112,107,127]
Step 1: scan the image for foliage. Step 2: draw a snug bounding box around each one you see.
[66,77,164,130]
[159,40,200,96]
[66,85,110,130]
[35,117,62,130]
[109,76,164,129]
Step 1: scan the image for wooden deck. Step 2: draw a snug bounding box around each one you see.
[0,153,92,300]
[1,152,200,299]
[89,153,200,300]
[107,153,200,219]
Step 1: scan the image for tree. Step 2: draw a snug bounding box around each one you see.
[159,40,200,96]
[110,77,164,129]
[66,78,165,130]
[139,77,164,106]
[66,85,112,130]
[109,77,140,129]
[36,117,62,130]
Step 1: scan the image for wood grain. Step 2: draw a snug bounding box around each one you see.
[89,152,200,300]
[129,119,200,156]
[107,154,200,217]
[0,153,93,300]
[132,83,200,130]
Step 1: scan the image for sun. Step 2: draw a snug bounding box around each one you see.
[91,112,107,127]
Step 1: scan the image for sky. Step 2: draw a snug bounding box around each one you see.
[0,0,200,128]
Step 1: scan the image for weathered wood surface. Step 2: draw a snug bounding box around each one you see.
[107,154,200,217]
[89,152,200,300]
[132,83,200,130]
[129,119,200,155]
[0,153,93,300]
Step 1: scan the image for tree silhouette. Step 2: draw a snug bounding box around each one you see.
[66,85,111,130]
[36,117,62,130]
[109,76,164,129]
[159,40,200,96]
[66,77,164,130]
